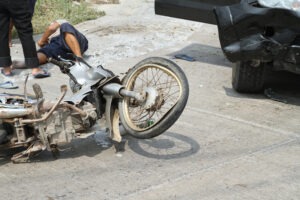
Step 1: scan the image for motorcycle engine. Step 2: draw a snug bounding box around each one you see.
[39,102,97,146]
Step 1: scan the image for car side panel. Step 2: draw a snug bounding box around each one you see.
[155,0,241,24]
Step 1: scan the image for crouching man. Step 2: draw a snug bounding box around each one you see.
[13,20,89,78]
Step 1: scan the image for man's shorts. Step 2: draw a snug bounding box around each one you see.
[38,23,88,60]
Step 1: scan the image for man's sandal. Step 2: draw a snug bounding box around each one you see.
[33,70,51,79]
[0,81,18,89]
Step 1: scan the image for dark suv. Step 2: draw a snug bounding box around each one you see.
[155,0,300,93]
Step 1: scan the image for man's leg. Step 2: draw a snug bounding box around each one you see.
[31,52,52,78]
[0,4,12,74]
[9,1,49,77]
[64,32,83,58]
[59,23,88,58]
[8,19,13,47]
[10,0,39,68]
[12,52,47,74]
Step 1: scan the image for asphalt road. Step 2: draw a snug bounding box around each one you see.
[0,1,299,200]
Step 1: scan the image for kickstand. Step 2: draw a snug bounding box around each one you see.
[11,141,45,163]
[113,139,127,153]
[50,144,60,159]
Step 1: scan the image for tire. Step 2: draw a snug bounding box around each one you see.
[232,61,266,93]
[119,57,189,139]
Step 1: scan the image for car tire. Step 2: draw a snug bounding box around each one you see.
[232,61,266,93]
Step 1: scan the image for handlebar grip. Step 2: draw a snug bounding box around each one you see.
[48,57,66,69]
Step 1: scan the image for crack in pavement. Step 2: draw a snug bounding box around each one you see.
[118,138,298,200]
[185,106,300,138]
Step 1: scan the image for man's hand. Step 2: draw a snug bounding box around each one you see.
[37,21,61,48]
[37,39,48,48]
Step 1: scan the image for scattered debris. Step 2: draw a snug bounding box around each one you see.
[264,88,288,103]
[174,54,195,62]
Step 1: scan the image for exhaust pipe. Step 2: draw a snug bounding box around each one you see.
[0,108,34,119]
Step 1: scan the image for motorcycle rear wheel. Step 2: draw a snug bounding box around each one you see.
[119,57,189,139]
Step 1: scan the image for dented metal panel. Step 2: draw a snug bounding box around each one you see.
[214,1,300,67]
[155,0,300,74]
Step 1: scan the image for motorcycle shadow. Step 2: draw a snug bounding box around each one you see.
[0,134,111,164]
[126,131,200,160]
[0,131,200,163]
[0,147,28,165]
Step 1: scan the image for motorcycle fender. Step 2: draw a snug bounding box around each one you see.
[64,85,92,105]
[103,95,122,143]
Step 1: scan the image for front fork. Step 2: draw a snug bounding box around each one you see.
[102,83,146,152]
[102,83,146,102]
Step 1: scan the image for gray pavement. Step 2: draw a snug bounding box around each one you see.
[0,0,299,200]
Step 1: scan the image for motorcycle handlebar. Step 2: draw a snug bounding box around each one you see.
[48,57,81,86]
[48,57,68,69]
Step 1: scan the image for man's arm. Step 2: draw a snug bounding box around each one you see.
[37,21,61,47]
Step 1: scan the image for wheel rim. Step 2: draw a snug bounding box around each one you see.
[122,64,183,131]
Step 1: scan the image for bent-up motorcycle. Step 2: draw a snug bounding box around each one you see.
[0,57,189,163]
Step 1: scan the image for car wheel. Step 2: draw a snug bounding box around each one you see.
[232,61,266,93]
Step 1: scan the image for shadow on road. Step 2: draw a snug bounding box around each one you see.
[169,43,231,67]
[224,71,300,106]
[0,130,200,163]
[127,131,200,160]
[0,147,27,165]
[0,136,108,164]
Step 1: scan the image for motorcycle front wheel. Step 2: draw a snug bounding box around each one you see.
[119,57,189,139]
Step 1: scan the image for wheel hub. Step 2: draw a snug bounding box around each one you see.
[143,87,164,111]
